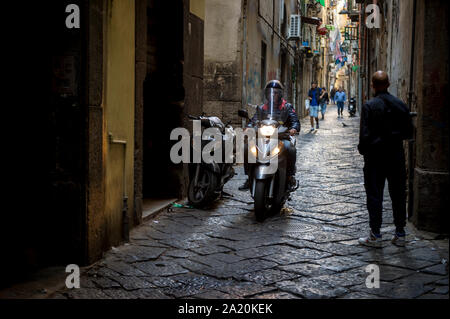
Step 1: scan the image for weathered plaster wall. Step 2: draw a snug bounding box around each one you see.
[103,0,135,249]
[204,0,243,124]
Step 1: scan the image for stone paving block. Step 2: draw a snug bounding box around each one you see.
[207,252,247,264]
[234,246,283,259]
[431,286,449,295]
[407,247,448,263]
[379,254,438,270]
[253,291,300,299]
[112,276,156,290]
[217,282,276,298]
[129,239,171,248]
[262,248,332,265]
[313,268,368,288]
[288,231,354,243]
[189,245,232,256]
[421,263,448,276]
[394,273,445,287]
[435,277,449,286]
[141,276,182,289]
[310,256,366,272]
[236,268,302,285]
[133,288,172,299]
[378,265,416,282]
[164,249,198,258]
[277,263,336,277]
[338,292,382,299]
[105,261,147,277]
[219,237,288,250]
[307,202,362,215]
[158,239,201,250]
[186,255,230,270]
[91,276,122,289]
[112,245,166,263]
[276,278,349,299]
[228,259,279,275]
[134,260,189,277]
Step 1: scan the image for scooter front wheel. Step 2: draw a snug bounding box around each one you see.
[254,180,270,222]
[188,169,218,208]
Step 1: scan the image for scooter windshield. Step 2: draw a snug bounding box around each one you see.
[263,87,284,122]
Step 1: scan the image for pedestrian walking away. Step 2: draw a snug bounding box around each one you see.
[357,71,414,248]
[308,82,321,131]
[319,87,329,120]
[330,87,336,104]
[335,88,346,118]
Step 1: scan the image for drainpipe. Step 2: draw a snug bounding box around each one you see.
[108,132,129,242]
[407,0,417,220]
[242,0,248,128]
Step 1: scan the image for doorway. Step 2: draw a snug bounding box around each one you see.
[141,0,185,218]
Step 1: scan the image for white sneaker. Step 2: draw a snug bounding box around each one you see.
[391,232,406,247]
[358,231,383,248]
[310,127,315,132]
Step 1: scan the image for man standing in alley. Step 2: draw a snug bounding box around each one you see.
[335,87,346,118]
[308,81,321,131]
[358,71,414,247]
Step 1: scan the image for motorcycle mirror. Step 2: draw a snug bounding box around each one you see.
[238,109,249,119]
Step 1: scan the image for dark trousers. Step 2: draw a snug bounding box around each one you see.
[337,102,344,114]
[363,148,407,234]
[244,139,296,177]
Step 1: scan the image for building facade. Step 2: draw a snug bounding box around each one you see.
[2,0,205,286]
[356,0,449,233]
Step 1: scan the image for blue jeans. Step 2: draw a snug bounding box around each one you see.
[320,103,327,115]
[337,102,344,114]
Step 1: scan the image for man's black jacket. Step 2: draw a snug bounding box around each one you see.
[358,91,413,155]
[248,100,301,132]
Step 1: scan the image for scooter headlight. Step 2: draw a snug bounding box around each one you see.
[260,125,276,137]
[250,145,258,156]
[271,141,284,156]
[271,146,281,156]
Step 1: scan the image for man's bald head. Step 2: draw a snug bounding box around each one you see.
[372,71,390,92]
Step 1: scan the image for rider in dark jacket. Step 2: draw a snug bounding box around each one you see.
[240,80,300,190]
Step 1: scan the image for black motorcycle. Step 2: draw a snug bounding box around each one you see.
[238,105,299,222]
[187,114,236,208]
[348,97,357,117]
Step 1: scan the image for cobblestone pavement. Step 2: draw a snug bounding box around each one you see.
[53,105,449,299]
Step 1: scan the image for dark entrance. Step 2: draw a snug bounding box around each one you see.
[2,0,86,288]
[141,0,185,216]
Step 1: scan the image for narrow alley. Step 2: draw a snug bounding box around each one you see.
[50,105,449,299]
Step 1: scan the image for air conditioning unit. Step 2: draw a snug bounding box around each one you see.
[288,15,301,39]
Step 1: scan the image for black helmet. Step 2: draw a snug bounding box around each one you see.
[264,80,284,105]
[265,80,284,90]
